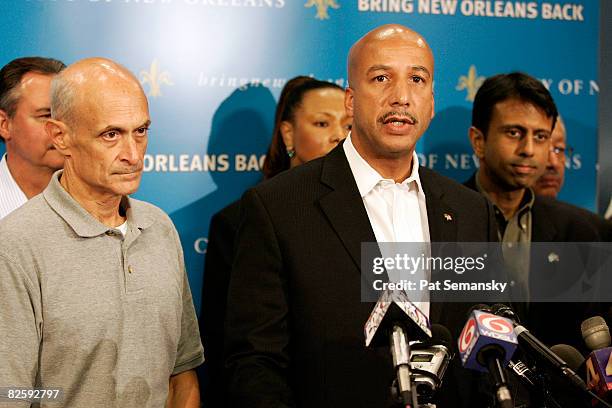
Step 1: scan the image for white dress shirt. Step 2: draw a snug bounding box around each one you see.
[343,135,431,316]
[0,154,27,220]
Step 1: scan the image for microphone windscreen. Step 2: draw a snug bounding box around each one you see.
[581,316,611,350]
[467,304,491,317]
[491,304,520,323]
[431,324,453,350]
[551,344,586,372]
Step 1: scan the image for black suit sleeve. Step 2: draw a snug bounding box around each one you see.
[199,202,240,407]
[224,188,294,408]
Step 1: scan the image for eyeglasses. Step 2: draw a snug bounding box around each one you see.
[550,145,574,160]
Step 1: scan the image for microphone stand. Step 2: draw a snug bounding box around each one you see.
[390,324,418,408]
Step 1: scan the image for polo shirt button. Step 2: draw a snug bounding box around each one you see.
[128,265,134,274]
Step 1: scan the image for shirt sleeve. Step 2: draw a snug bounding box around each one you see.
[170,228,204,376]
[0,252,42,405]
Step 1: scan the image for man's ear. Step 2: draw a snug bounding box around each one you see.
[46,119,71,156]
[469,126,486,159]
[430,93,435,120]
[345,87,354,118]
[280,121,294,152]
[0,109,11,143]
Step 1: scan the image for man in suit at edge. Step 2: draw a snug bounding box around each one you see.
[225,24,498,408]
[464,72,606,353]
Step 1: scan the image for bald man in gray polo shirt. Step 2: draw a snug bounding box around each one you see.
[0,58,203,407]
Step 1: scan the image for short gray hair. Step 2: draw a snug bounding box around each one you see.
[50,72,77,126]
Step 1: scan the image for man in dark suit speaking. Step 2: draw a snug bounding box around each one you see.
[224,24,498,407]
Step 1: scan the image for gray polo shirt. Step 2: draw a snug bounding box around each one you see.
[0,171,204,407]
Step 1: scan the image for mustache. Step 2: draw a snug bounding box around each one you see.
[114,165,143,174]
[378,111,418,125]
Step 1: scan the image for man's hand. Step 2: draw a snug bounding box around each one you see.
[167,370,199,408]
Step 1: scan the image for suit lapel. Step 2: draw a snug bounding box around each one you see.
[420,168,459,324]
[530,197,557,242]
[318,144,377,271]
[420,168,458,243]
[316,148,459,324]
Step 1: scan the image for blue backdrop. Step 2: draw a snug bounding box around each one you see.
[0,0,599,314]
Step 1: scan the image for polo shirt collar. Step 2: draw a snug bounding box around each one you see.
[474,170,535,219]
[43,170,155,237]
[343,133,423,198]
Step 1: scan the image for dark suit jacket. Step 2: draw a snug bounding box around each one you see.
[224,145,499,408]
[199,200,241,408]
[464,173,606,349]
[464,173,606,244]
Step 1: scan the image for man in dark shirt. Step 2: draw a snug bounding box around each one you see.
[465,71,606,349]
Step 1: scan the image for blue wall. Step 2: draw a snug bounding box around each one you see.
[0,0,600,313]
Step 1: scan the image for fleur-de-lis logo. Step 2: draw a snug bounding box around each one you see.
[456,65,485,102]
[140,59,173,98]
[304,0,339,20]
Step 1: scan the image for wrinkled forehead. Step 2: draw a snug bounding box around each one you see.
[356,36,434,75]
[13,71,53,103]
[73,81,149,127]
[79,71,144,98]
[551,125,566,144]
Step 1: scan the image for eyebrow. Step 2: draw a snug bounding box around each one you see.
[500,124,526,131]
[366,64,432,78]
[499,124,551,134]
[97,120,151,136]
[411,65,432,77]
[366,64,391,75]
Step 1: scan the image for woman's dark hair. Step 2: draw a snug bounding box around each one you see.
[262,76,344,179]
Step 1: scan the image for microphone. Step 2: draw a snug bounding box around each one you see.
[582,317,612,403]
[364,290,431,407]
[409,324,452,403]
[507,358,538,390]
[582,316,611,350]
[365,289,431,347]
[551,344,586,372]
[506,358,570,408]
[470,305,542,398]
[458,307,517,408]
[491,304,589,392]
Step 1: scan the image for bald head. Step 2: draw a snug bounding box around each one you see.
[51,58,145,126]
[534,115,567,197]
[553,115,566,143]
[344,24,435,182]
[46,57,150,205]
[348,24,434,87]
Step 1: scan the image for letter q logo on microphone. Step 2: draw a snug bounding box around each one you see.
[478,313,513,334]
[459,318,476,353]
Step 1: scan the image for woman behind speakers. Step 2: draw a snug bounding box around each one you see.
[199,76,351,407]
